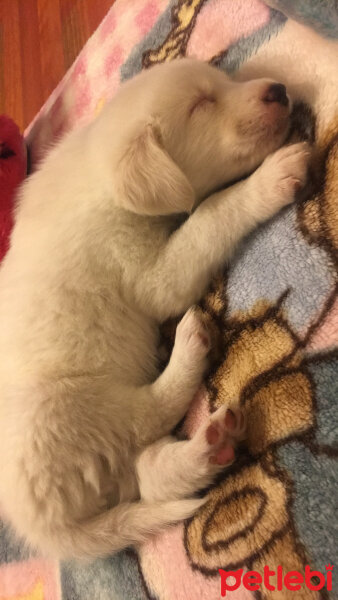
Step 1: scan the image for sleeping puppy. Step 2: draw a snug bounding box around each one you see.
[0,59,309,559]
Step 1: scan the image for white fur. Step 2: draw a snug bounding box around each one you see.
[0,59,309,559]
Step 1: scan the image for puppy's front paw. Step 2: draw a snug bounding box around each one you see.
[253,142,310,221]
[175,307,211,360]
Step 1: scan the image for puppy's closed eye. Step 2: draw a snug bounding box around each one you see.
[189,94,216,117]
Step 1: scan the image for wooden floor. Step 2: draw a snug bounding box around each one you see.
[0,0,115,131]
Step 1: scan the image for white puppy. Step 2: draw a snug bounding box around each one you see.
[0,59,309,559]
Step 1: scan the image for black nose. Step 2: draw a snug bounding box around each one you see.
[263,83,289,106]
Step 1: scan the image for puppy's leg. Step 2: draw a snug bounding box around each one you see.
[135,143,310,321]
[136,405,246,502]
[131,308,210,445]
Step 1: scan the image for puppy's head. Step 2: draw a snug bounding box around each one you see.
[100,59,292,215]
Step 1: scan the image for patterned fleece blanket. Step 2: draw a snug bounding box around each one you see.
[0,1,337,599]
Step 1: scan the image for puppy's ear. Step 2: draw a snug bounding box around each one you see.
[115,123,194,216]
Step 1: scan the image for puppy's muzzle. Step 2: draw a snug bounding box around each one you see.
[263,83,289,107]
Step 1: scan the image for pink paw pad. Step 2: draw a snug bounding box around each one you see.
[206,424,220,445]
[206,407,245,466]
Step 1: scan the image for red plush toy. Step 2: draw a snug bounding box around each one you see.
[0,115,27,262]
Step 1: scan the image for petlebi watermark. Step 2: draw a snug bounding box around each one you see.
[219,564,333,596]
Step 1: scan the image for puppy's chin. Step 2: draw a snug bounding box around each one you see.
[237,106,290,146]
[256,114,291,155]
[271,118,291,147]
[265,102,292,145]
[229,118,291,184]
